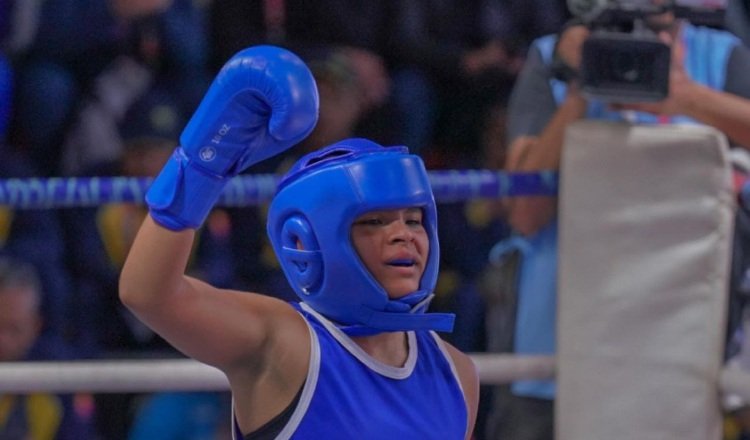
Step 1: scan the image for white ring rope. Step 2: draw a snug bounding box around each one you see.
[0,359,229,393]
[471,353,555,384]
[1,354,747,404]
[720,365,750,404]
[0,354,553,393]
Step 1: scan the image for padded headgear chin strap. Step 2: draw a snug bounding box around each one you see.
[267,138,454,335]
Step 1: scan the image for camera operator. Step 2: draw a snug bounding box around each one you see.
[485,1,750,439]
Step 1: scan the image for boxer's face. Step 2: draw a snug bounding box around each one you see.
[351,208,429,298]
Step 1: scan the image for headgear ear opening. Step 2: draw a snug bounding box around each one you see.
[280,215,323,294]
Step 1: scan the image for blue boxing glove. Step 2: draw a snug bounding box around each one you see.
[146,45,319,230]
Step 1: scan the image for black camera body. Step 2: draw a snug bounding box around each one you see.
[571,0,727,102]
[581,30,671,102]
[573,0,673,102]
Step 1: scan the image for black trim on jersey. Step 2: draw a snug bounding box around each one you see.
[244,382,305,440]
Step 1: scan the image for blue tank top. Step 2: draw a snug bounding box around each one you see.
[233,302,469,440]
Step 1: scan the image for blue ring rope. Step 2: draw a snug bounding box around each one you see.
[0,170,559,209]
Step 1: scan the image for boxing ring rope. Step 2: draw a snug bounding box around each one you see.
[0,355,556,393]
[0,170,559,209]
[0,355,747,402]
[0,170,746,406]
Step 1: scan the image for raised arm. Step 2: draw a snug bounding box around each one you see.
[505,93,587,236]
[119,45,319,370]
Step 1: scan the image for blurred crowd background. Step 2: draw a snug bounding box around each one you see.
[0,1,747,439]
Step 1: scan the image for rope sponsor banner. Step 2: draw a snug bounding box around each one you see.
[0,170,559,209]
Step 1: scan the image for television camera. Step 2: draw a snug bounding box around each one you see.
[565,0,727,102]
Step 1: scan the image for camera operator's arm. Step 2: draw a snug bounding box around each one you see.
[505,26,588,236]
[506,93,587,236]
[616,31,750,149]
[677,84,750,149]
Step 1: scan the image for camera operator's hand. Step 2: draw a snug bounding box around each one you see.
[555,25,590,74]
[612,28,750,149]
[551,24,590,103]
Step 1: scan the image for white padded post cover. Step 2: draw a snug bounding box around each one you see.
[556,121,735,440]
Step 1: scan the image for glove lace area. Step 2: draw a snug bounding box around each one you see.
[146,147,229,231]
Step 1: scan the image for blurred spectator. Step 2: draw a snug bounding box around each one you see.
[61,86,191,356]
[429,102,514,439]
[431,102,513,351]
[128,391,232,440]
[0,53,11,143]
[207,1,267,69]
[432,190,510,358]
[0,0,44,56]
[493,0,570,55]
[303,51,370,150]
[59,85,232,440]
[9,0,210,176]
[0,0,11,47]
[0,151,75,346]
[283,1,391,123]
[0,255,95,439]
[380,0,561,157]
[0,51,74,346]
[209,0,393,142]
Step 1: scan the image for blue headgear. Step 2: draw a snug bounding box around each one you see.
[267,138,455,334]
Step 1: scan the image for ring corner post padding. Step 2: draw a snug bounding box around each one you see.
[556,121,735,440]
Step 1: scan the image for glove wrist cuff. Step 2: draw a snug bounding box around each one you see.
[146,147,228,231]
